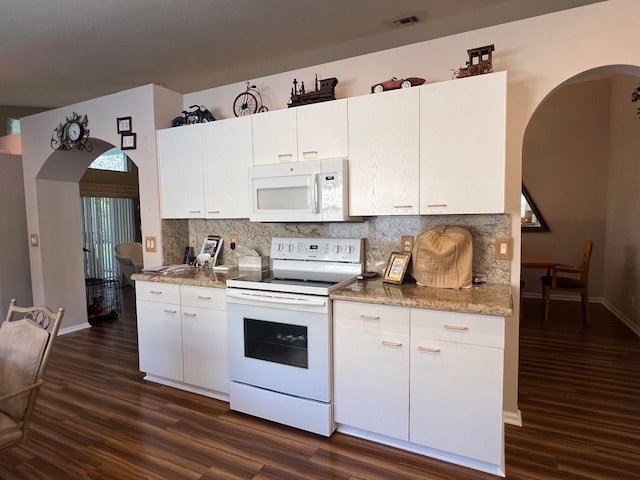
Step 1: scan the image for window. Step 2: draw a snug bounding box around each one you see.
[89,147,129,172]
[521,184,549,231]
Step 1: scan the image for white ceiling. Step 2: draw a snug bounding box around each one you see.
[1,0,603,108]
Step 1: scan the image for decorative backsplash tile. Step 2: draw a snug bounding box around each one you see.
[162,214,512,285]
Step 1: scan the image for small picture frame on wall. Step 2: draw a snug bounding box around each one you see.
[117,116,132,134]
[121,132,137,150]
[383,252,411,284]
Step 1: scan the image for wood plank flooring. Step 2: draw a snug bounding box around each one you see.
[1,290,638,479]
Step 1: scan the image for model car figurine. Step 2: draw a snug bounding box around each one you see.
[371,77,425,93]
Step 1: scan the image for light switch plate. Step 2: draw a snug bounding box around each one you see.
[145,236,157,252]
[401,235,414,254]
[495,237,513,260]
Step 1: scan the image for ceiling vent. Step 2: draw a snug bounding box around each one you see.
[392,15,419,27]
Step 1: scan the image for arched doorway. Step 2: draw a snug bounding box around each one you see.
[35,138,140,330]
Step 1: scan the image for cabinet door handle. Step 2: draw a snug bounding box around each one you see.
[163,309,178,314]
[277,154,293,162]
[183,312,197,317]
[381,340,403,347]
[426,204,448,208]
[197,295,212,300]
[393,205,413,209]
[150,290,163,295]
[188,210,203,213]
[444,324,469,331]
[359,314,380,320]
[302,150,318,159]
[207,210,220,214]
[418,346,441,353]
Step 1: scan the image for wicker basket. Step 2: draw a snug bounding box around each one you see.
[410,226,473,288]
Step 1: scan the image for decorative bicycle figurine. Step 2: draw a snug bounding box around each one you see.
[233,82,268,117]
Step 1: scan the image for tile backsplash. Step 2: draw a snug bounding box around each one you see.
[163,214,512,284]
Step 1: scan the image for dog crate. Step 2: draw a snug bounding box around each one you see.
[85,277,121,325]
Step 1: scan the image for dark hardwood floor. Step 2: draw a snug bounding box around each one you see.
[1,290,639,479]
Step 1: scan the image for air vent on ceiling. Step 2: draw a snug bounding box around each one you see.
[392,15,419,27]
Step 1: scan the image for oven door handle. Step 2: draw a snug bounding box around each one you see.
[226,291,327,307]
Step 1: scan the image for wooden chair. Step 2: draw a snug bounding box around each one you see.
[0,299,64,451]
[540,240,593,324]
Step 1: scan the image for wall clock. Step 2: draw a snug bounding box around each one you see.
[51,112,92,151]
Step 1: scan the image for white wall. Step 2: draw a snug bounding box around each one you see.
[18,0,640,419]
[605,75,640,330]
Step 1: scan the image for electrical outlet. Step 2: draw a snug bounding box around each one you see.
[145,236,157,252]
[495,237,513,260]
[230,234,239,249]
[401,235,414,254]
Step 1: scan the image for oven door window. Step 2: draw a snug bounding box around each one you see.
[244,318,308,369]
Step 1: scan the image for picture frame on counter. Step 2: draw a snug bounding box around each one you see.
[121,132,137,150]
[383,252,411,284]
[117,116,132,133]
[200,235,223,266]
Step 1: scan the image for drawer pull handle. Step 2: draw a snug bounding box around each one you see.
[207,210,220,214]
[444,324,468,331]
[164,309,178,314]
[188,210,203,213]
[197,295,212,300]
[183,312,197,317]
[381,340,403,347]
[393,205,413,209]
[150,290,163,295]
[418,346,441,353]
[427,204,448,208]
[360,314,380,320]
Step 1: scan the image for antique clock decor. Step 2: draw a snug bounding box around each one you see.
[51,112,92,151]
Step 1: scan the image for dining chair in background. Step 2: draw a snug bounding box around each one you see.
[540,240,593,324]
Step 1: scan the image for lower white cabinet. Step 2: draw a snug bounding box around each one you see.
[333,301,410,440]
[333,300,505,474]
[135,281,228,398]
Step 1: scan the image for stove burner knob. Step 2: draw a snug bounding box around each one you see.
[345,245,354,254]
[334,245,342,254]
[287,243,295,252]
[275,242,284,252]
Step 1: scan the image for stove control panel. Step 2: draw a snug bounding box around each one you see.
[271,237,364,263]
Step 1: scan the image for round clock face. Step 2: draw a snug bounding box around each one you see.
[68,121,82,142]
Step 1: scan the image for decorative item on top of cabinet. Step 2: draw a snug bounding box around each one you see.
[631,82,640,118]
[171,105,216,127]
[371,77,425,93]
[452,44,495,79]
[233,81,268,116]
[288,75,337,107]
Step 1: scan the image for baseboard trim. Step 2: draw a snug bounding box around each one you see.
[503,409,522,427]
[59,322,91,335]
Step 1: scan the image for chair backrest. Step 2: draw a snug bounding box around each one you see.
[0,299,64,442]
[115,242,143,264]
[579,240,594,284]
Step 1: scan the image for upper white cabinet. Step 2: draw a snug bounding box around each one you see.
[347,88,420,215]
[252,98,348,165]
[157,124,205,219]
[419,72,507,214]
[201,117,252,219]
[157,119,252,219]
[252,108,298,165]
[297,98,348,161]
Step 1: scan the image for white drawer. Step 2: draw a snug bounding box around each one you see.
[334,300,409,336]
[411,309,504,349]
[180,285,226,310]
[135,281,180,304]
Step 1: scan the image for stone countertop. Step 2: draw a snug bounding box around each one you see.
[330,279,513,317]
[132,268,513,317]
[132,267,243,289]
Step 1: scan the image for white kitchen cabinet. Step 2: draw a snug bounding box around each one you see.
[296,98,348,161]
[201,117,252,218]
[135,282,183,381]
[135,282,229,399]
[333,300,410,440]
[180,286,229,393]
[252,108,298,165]
[409,309,504,467]
[157,124,205,219]
[419,72,507,214]
[347,88,420,215]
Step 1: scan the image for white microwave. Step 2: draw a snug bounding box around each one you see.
[249,158,357,222]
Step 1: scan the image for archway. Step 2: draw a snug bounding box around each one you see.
[35,138,140,331]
